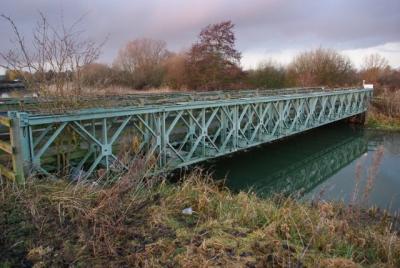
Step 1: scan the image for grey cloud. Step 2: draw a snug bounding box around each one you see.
[1,0,399,63]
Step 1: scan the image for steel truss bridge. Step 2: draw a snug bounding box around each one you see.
[0,87,372,183]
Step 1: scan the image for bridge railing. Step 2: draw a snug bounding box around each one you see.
[0,87,373,183]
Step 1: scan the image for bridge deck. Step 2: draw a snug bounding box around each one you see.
[1,87,350,114]
[0,87,373,183]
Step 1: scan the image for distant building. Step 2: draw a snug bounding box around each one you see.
[0,76,26,94]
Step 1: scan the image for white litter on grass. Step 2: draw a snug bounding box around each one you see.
[182,207,193,215]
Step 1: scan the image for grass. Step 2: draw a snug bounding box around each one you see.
[366,89,400,131]
[1,168,399,267]
[366,108,400,131]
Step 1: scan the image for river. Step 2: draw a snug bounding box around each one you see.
[206,122,400,213]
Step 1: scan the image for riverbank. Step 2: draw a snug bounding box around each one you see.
[1,171,399,267]
[366,90,400,131]
[366,109,400,131]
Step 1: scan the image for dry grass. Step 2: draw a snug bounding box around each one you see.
[367,89,400,131]
[373,89,400,118]
[1,168,399,267]
[40,84,183,97]
[2,84,187,115]
[82,85,183,95]
[367,107,400,131]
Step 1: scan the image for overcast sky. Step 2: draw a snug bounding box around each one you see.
[1,0,399,72]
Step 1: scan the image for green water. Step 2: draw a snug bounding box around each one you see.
[207,123,400,213]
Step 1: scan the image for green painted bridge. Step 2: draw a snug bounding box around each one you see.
[0,87,373,183]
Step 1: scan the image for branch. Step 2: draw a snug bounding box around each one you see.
[1,14,33,73]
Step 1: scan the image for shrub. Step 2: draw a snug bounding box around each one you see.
[287,48,355,87]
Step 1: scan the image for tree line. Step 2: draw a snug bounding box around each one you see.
[78,21,400,90]
[1,15,399,94]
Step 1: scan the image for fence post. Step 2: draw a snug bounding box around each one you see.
[8,111,31,184]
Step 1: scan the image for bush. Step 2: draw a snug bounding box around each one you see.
[80,63,113,87]
[288,48,355,87]
[247,61,288,89]
[162,53,188,89]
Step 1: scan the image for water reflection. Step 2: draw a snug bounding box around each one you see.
[208,123,400,212]
[307,130,400,213]
[256,136,367,198]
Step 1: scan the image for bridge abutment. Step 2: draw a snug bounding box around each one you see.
[347,112,366,125]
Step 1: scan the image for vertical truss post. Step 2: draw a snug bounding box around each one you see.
[265,103,273,136]
[290,99,296,131]
[102,118,109,171]
[278,101,284,136]
[220,107,227,144]
[154,113,162,168]
[202,108,206,157]
[245,105,251,139]
[161,111,167,168]
[188,110,195,149]
[143,113,150,151]
[258,103,264,141]
[8,112,31,184]
[233,105,238,150]
[91,120,96,164]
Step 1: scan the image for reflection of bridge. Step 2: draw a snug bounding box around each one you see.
[0,87,372,183]
[253,134,368,197]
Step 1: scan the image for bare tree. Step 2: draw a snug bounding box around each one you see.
[288,48,355,87]
[361,53,390,84]
[114,38,169,89]
[0,12,105,97]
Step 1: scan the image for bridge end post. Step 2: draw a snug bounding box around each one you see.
[8,112,31,184]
